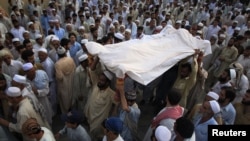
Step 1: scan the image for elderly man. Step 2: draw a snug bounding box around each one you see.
[55,46,76,114]
[38,48,57,116]
[0,87,50,141]
[22,63,53,125]
[193,100,220,141]
[0,49,23,78]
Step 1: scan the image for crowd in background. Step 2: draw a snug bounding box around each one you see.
[0,0,250,141]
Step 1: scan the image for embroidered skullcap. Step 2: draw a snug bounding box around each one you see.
[155,125,171,141]
[207,91,219,100]
[22,62,33,71]
[78,54,88,62]
[103,70,113,80]
[13,74,26,84]
[209,100,220,114]
[12,38,20,42]
[22,118,41,135]
[6,87,22,97]
[38,48,47,54]
[57,47,66,55]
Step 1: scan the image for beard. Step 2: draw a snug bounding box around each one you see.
[97,82,106,89]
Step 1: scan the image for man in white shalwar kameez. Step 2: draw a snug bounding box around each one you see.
[22,63,53,125]
[38,48,57,116]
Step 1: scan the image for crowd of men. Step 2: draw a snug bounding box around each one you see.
[0,0,250,141]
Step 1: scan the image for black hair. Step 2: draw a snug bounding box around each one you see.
[16,45,25,52]
[21,50,34,61]
[60,38,70,47]
[167,88,182,105]
[221,86,236,102]
[175,117,194,138]
[181,62,192,73]
[22,39,31,47]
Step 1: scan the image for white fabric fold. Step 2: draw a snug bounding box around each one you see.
[86,25,211,85]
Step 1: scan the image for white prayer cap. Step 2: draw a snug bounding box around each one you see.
[235,27,241,31]
[85,11,90,14]
[57,47,66,55]
[229,69,236,80]
[109,24,115,28]
[198,22,203,27]
[120,25,125,28]
[156,25,163,30]
[38,48,47,54]
[13,74,26,84]
[52,36,60,41]
[81,39,88,44]
[35,34,42,39]
[207,92,219,100]
[27,22,34,27]
[209,100,220,114]
[84,7,89,10]
[196,30,202,35]
[112,20,118,24]
[233,20,238,24]
[78,26,85,30]
[52,8,56,11]
[22,62,34,71]
[65,23,72,27]
[166,12,170,16]
[6,87,22,97]
[155,125,171,141]
[49,19,54,23]
[219,34,226,38]
[176,20,182,24]
[97,15,102,18]
[103,70,113,80]
[125,28,131,34]
[107,17,112,22]
[78,54,88,62]
[24,30,30,34]
[114,33,124,40]
[12,38,20,42]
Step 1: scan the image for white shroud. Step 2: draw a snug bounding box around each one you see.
[86,25,211,85]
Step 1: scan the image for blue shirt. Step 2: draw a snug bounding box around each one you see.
[221,103,236,125]
[53,28,65,40]
[70,42,81,58]
[40,15,50,35]
[193,114,218,141]
[119,104,141,141]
